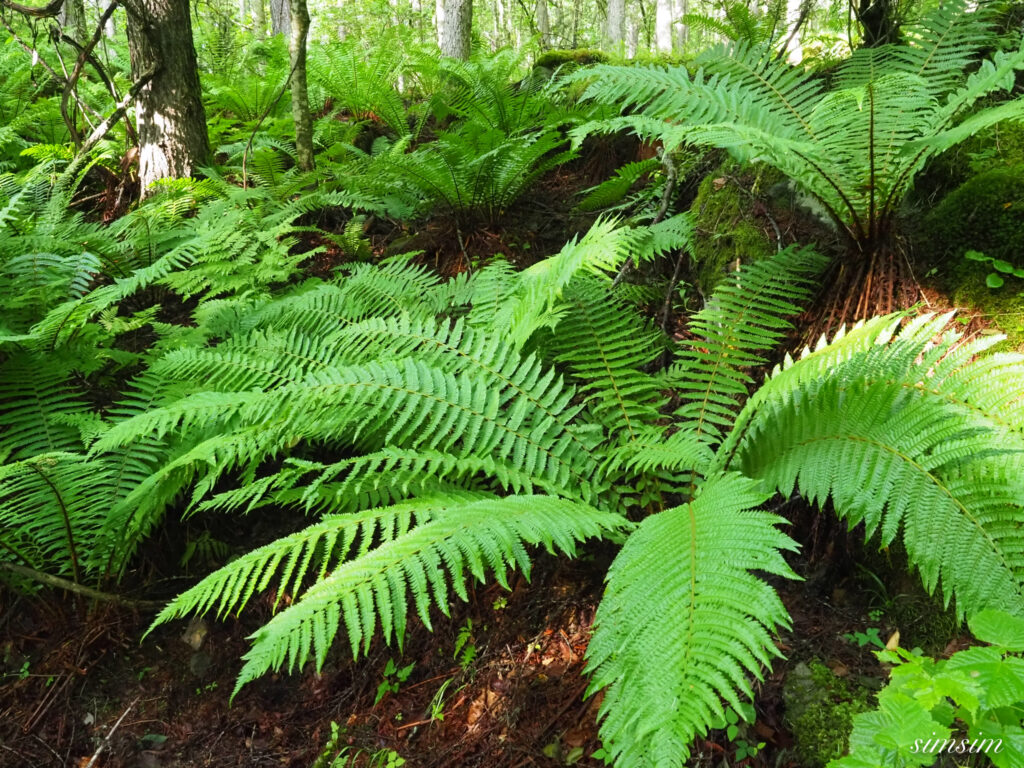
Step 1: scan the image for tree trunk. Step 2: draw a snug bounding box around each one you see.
[434,0,445,42]
[438,0,471,59]
[654,0,671,52]
[125,0,210,197]
[856,0,900,47]
[270,0,289,36]
[288,0,314,171]
[603,0,624,49]
[535,0,549,47]
[58,0,87,41]
[674,0,687,50]
[626,17,638,56]
[252,0,265,36]
[784,0,804,63]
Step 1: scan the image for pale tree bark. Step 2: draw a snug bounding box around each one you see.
[654,0,671,52]
[434,0,444,40]
[535,0,548,46]
[58,0,87,41]
[626,16,638,56]
[603,0,624,49]
[288,0,314,171]
[125,0,210,197]
[252,0,265,36]
[673,0,687,51]
[784,0,805,63]
[438,0,471,59]
[270,0,289,35]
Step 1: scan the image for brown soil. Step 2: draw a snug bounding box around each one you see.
[1,511,964,768]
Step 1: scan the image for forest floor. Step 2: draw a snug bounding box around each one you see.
[0,156,1000,768]
[0,513,967,768]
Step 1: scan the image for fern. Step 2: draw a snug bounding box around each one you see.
[587,473,798,765]
[573,0,1024,258]
[148,493,625,698]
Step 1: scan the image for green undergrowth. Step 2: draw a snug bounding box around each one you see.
[689,161,778,295]
[784,660,873,767]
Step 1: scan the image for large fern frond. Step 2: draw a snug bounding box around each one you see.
[153,494,626,698]
[665,246,828,449]
[723,315,1024,618]
[585,473,798,768]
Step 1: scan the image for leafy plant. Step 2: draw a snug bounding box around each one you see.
[965,249,1024,291]
[571,0,1024,313]
[831,609,1024,768]
[103,206,1024,768]
[374,658,416,705]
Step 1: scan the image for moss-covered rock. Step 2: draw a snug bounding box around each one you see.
[925,163,1024,264]
[914,120,1024,201]
[783,660,872,767]
[921,163,1024,350]
[533,49,609,73]
[689,161,777,295]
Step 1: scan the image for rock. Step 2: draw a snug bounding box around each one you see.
[180,618,208,651]
[782,659,872,767]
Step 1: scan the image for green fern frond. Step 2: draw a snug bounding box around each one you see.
[726,316,1024,618]
[666,245,828,448]
[542,276,669,439]
[229,494,626,697]
[586,473,798,768]
[577,157,661,213]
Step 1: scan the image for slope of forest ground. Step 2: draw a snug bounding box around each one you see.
[4,3,1024,766]
[1,139,1017,767]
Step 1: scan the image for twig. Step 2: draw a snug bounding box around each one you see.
[659,248,687,334]
[0,562,164,610]
[59,64,157,186]
[84,697,138,768]
[0,0,63,17]
[59,1,130,148]
[613,147,678,288]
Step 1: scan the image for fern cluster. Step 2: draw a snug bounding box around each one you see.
[571,0,1024,258]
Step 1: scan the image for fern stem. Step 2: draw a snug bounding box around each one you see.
[28,463,81,585]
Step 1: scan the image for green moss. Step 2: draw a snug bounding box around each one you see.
[689,161,777,295]
[915,120,1024,200]
[925,163,1024,264]
[533,49,609,72]
[952,271,1024,351]
[783,660,872,767]
[921,163,1024,351]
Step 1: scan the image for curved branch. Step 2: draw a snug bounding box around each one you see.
[0,0,64,17]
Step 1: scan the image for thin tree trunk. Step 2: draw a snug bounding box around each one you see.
[674,0,687,50]
[784,0,805,62]
[270,0,289,36]
[438,0,471,58]
[626,17,638,56]
[58,0,87,41]
[288,0,314,171]
[604,0,624,49]
[434,0,444,42]
[125,0,210,196]
[252,0,265,36]
[535,0,548,46]
[654,0,671,52]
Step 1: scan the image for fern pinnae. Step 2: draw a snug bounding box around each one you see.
[228,495,626,698]
[586,473,798,767]
[147,495,463,632]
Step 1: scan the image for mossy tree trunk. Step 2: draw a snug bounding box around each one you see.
[288,0,314,172]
